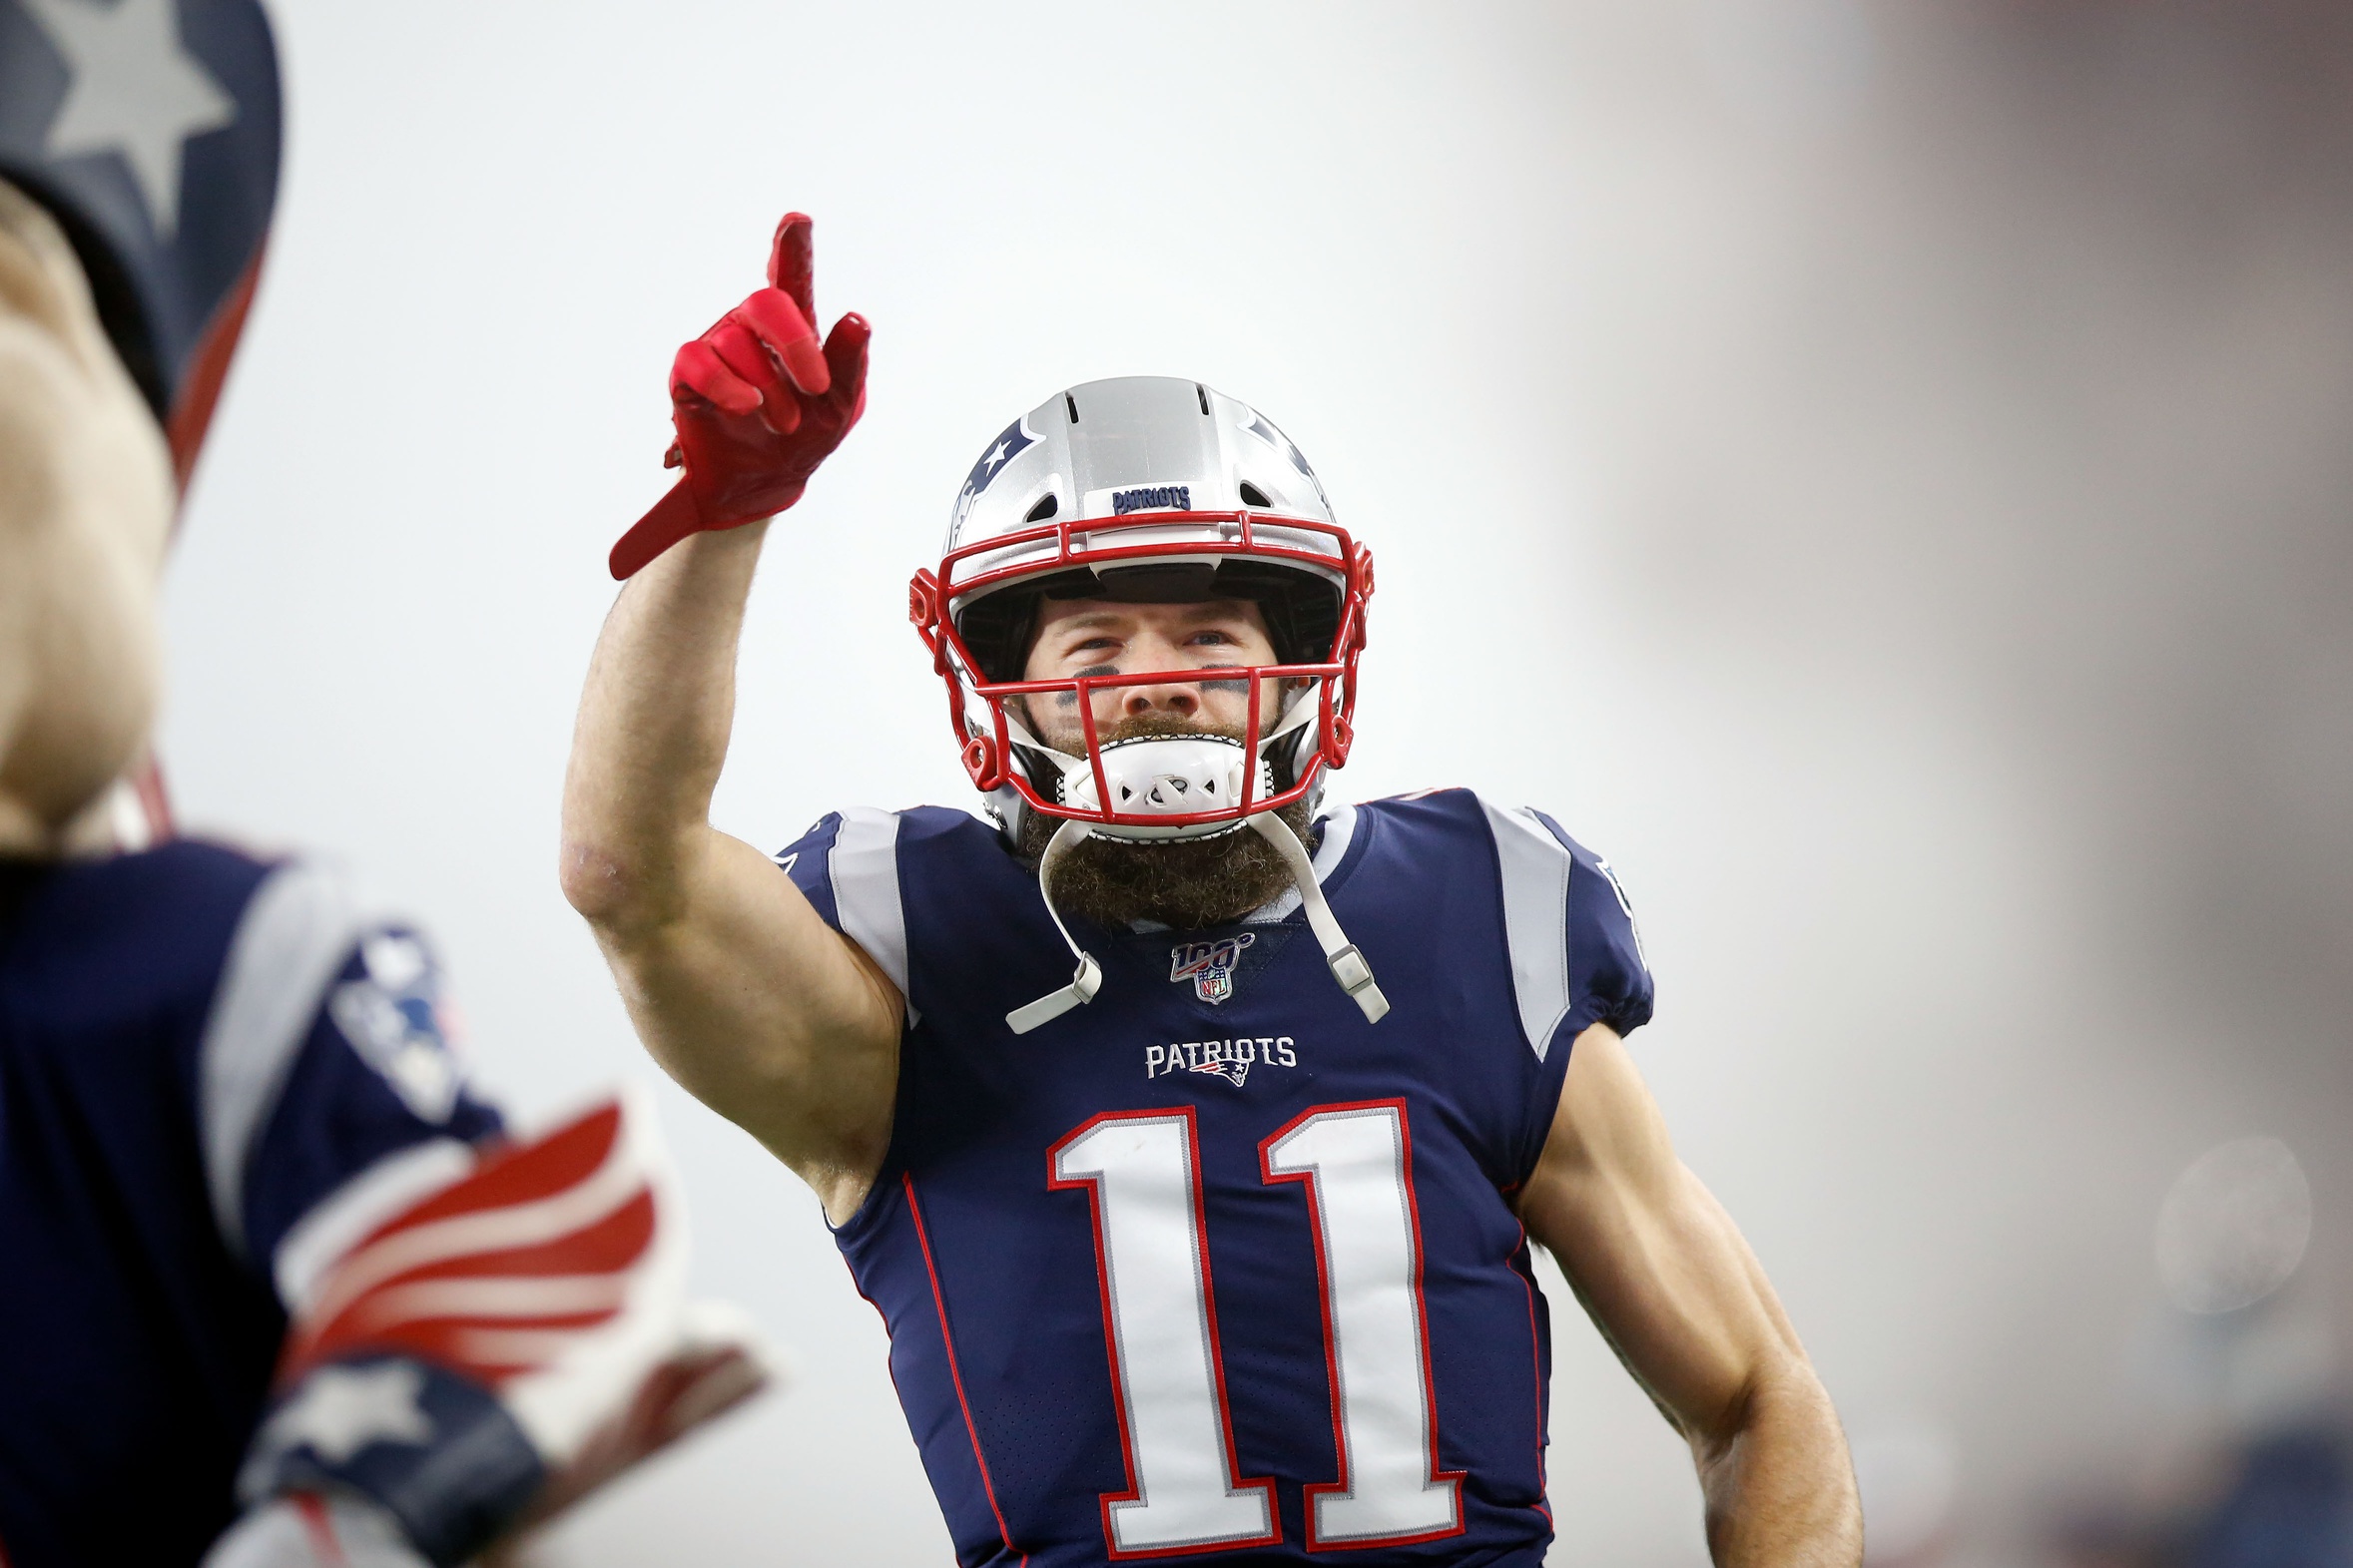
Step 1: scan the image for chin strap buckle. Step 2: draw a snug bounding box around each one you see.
[1007,818,1104,1035]
[1325,944,1390,1024]
[1325,942,1388,1018]
[1247,813,1391,1025]
[1007,953,1101,1035]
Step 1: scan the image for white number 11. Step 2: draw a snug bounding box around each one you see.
[1050,1101,1463,1557]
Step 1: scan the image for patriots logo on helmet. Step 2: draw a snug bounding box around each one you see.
[1237,407,1332,511]
[1170,931,1255,1004]
[1238,408,1313,476]
[949,416,1034,530]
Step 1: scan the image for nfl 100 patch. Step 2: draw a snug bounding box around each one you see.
[1169,932,1254,1004]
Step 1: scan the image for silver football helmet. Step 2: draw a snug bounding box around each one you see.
[909,376,1387,1033]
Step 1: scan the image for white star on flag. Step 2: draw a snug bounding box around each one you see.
[256,1361,435,1464]
[23,0,238,240]
[983,442,1009,472]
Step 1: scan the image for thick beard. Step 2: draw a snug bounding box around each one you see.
[1013,713,1314,931]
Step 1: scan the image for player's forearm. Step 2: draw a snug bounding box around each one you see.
[560,520,770,930]
[1693,1359,1861,1568]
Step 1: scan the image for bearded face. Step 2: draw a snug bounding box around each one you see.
[1015,719,1317,930]
[1015,598,1315,931]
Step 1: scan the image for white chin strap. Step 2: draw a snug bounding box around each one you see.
[1246,811,1390,1023]
[1004,810,1390,1035]
[1005,818,1105,1034]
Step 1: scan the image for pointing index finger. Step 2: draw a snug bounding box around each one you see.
[767,212,816,324]
[740,288,829,396]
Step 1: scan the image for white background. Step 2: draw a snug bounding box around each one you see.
[160,4,2353,1564]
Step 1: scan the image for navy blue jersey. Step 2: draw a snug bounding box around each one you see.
[0,841,501,1568]
[780,788,1653,1567]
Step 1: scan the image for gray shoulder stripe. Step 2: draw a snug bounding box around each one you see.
[1312,803,1358,879]
[1477,797,1574,1062]
[200,859,368,1257]
[831,807,915,1025]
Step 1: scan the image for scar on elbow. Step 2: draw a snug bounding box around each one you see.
[559,836,647,924]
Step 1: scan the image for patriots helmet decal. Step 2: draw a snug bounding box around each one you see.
[949,416,1036,533]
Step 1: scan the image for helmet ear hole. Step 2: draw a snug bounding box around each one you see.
[1238,481,1272,508]
[962,736,1005,789]
[1325,713,1355,768]
[1024,493,1058,523]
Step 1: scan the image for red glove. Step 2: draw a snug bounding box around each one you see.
[608,213,870,579]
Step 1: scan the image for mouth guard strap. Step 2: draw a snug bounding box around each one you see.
[1247,811,1390,1025]
[1006,817,1105,1034]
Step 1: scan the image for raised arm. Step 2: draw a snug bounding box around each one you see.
[559,215,889,1224]
[1516,1025,1861,1568]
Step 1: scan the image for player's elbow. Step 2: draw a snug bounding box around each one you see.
[1698,1344,1817,1450]
[558,831,624,922]
[1692,1351,1849,1494]
[558,828,681,935]
[559,760,680,929]
[1692,1357,1860,1567]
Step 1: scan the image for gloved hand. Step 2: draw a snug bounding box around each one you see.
[608,212,870,579]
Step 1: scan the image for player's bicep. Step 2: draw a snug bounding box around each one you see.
[594,824,899,1184]
[1517,1024,1803,1445]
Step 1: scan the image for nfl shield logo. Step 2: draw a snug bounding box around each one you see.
[1169,932,1256,1004]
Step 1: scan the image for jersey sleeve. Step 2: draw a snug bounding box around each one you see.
[1532,810,1656,1041]
[197,859,503,1286]
[774,806,914,1020]
[240,927,504,1269]
[774,811,848,924]
[1471,793,1655,1064]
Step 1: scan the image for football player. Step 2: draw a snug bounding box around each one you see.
[0,3,764,1563]
[566,214,1862,1566]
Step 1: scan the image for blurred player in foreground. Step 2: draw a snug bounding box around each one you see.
[566,214,1862,1566]
[0,3,764,1562]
